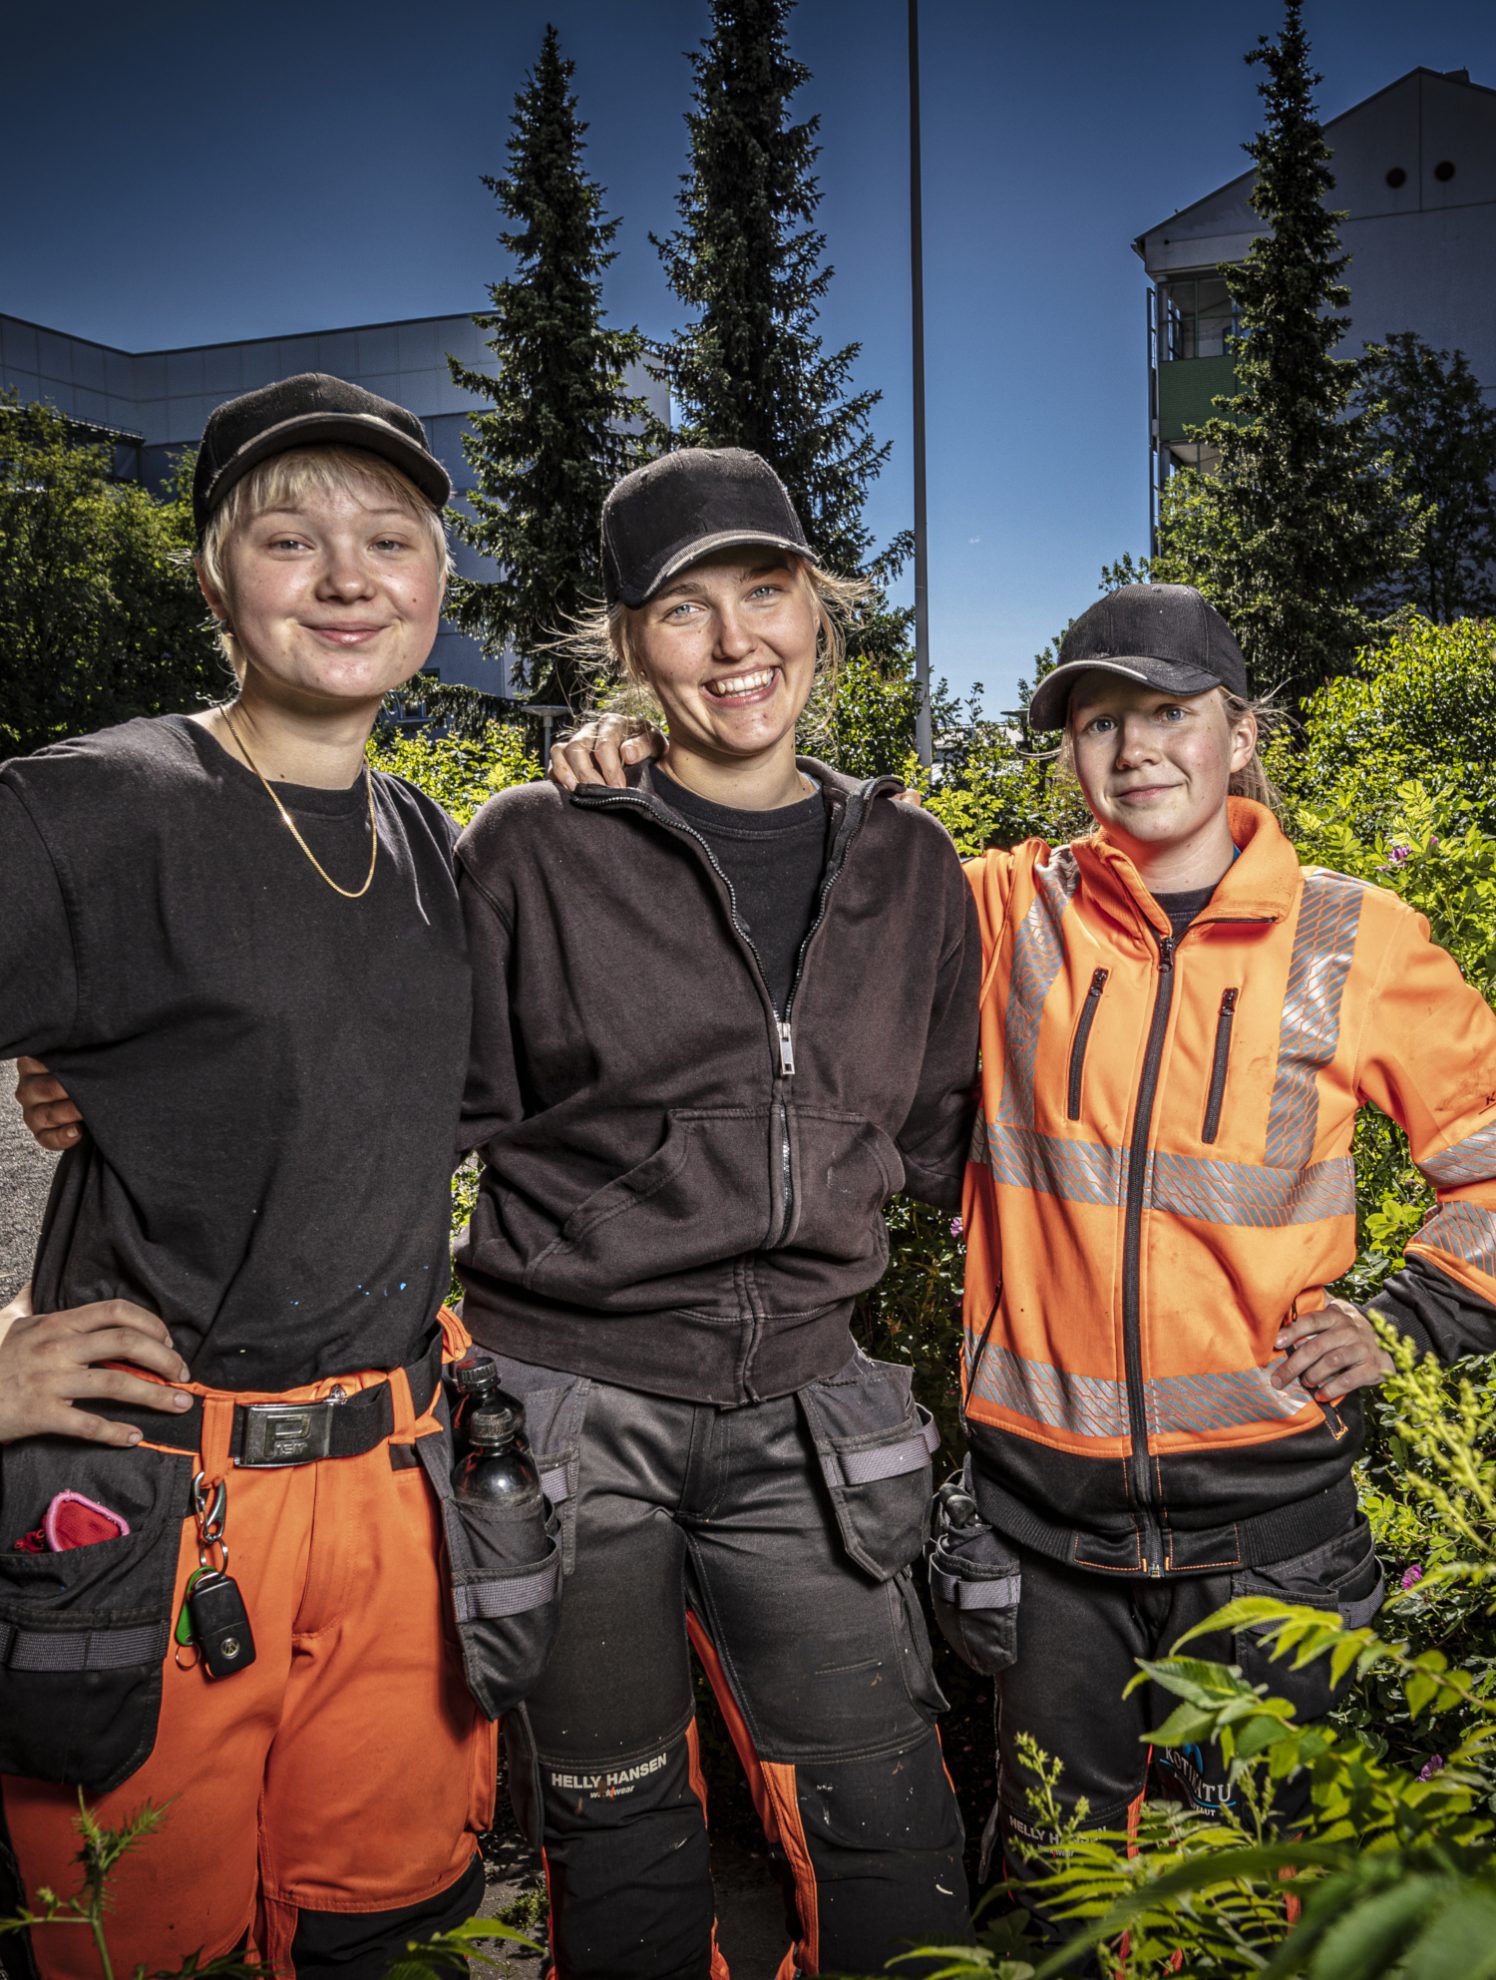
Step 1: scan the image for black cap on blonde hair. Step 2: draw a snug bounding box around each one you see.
[601,448,812,607]
[1029,584,1249,730]
[192,373,451,539]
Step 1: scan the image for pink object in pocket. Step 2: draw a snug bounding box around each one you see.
[42,1491,131,1551]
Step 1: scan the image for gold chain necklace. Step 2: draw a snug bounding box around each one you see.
[221,708,378,900]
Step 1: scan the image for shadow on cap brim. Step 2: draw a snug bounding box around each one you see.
[631,529,814,607]
[1026,655,1226,732]
[197,410,452,535]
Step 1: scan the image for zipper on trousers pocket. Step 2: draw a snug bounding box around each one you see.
[1066,969,1109,1121]
[1201,988,1239,1145]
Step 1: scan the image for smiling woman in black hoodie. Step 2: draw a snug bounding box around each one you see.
[454,447,978,1980]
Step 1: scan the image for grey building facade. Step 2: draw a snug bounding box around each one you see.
[1136,66,1496,534]
[0,309,665,695]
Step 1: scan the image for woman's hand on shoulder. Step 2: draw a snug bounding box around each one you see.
[549,714,665,792]
[15,1057,83,1152]
[0,1298,194,1446]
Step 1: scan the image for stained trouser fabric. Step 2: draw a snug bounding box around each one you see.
[983,1519,1384,1956]
[1,1318,497,1980]
[501,1369,970,1980]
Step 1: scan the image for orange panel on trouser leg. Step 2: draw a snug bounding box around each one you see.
[256,1395,487,1917]
[686,1613,779,1844]
[683,1720,733,1980]
[761,1763,819,1980]
[688,1615,815,1979]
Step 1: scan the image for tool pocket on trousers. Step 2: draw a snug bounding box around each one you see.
[454,1353,592,1576]
[417,1414,564,1721]
[926,1470,1022,1676]
[0,1439,193,1792]
[798,1350,939,1581]
[1231,1516,1385,1723]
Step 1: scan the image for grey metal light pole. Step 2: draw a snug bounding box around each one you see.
[909,0,932,767]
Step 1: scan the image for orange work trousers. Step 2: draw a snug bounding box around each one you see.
[2,1316,496,1980]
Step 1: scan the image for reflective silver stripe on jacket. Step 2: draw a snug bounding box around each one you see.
[994,850,1082,1131]
[1420,1117,1496,1189]
[1264,869,1365,1169]
[1414,1202,1496,1278]
[967,1341,1309,1440]
[973,1119,1356,1228]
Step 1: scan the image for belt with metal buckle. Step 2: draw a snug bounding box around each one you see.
[237,1396,345,1467]
[100,1330,444,1466]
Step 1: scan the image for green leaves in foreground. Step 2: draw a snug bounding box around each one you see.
[387,1914,545,1980]
[994,1598,1496,1980]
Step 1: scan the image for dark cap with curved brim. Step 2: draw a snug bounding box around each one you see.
[1028,583,1249,730]
[192,372,452,538]
[602,447,812,607]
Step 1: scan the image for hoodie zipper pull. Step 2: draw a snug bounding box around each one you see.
[778,1022,796,1077]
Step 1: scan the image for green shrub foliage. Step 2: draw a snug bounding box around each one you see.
[0,397,221,757]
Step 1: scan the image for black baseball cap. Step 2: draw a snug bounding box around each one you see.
[601,447,812,607]
[1027,584,1249,730]
[192,372,452,538]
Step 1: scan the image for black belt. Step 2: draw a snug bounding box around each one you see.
[103,1331,445,1468]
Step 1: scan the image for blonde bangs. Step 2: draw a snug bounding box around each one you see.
[198,445,451,672]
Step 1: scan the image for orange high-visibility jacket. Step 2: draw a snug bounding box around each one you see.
[960,798,1496,1575]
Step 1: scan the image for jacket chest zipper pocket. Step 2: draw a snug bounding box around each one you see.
[1066,969,1109,1121]
[1201,987,1239,1144]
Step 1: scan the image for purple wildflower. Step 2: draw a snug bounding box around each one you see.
[1417,1755,1445,1782]
[949,1216,963,1239]
[1382,843,1412,869]
[1401,1564,1424,1590]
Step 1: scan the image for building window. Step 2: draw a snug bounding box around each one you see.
[1158,272,1238,361]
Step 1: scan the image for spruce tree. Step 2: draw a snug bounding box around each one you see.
[1362,333,1496,620]
[1151,0,1419,700]
[449,24,648,708]
[652,0,907,590]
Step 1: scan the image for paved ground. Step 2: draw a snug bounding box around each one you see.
[0,1060,55,1302]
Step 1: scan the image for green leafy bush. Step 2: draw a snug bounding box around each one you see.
[368,721,541,828]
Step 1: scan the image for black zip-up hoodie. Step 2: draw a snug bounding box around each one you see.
[454,759,980,1404]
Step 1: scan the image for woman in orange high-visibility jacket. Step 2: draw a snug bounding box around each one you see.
[943,583,1496,1934]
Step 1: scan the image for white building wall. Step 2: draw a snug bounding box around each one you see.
[1139,69,1496,396]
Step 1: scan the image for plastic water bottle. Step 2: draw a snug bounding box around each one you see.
[453,1397,546,1527]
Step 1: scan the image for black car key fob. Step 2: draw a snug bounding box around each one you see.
[185,1569,257,1679]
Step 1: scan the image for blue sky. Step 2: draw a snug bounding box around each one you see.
[6,1,1495,708]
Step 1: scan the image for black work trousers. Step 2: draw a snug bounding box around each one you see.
[494,1353,971,1980]
[984,1517,1384,1950]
